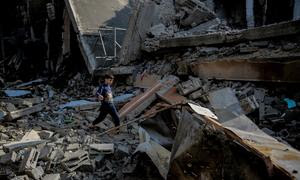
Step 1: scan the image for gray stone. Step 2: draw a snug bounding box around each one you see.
[0,151,17,164]
[26,166,44,180]
[42,174,61,180]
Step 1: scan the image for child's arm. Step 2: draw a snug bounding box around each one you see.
[96,85,104,101]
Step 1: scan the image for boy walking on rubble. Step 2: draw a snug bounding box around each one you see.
[90,74,120,129]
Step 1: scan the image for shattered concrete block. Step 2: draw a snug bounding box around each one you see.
[117,145,129,155]
[0,151,17,164]
[10,175,30,180]
[42,174,61,180]
[189,89,203,100]
[39,145,54,160]
[79,159,95,172]
[38,130,54,139]
[89,144,114,155]
[94,155,104,167]
[61,150,89,172]
[7,103,45,120]
[19,148,40,172]
[177,77,202,95]
[21,130,41,141]
[176,60,189,75]
[240,95,259,114]
[66,143,80,151]
[3,140,46,152]
[0,133,9,140]
[48,149,64,161]
[25,166,44,180]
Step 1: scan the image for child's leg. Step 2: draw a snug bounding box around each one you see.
[92,105,108,125]
[108,104,120,127]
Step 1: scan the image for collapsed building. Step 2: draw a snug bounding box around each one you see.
[1,0,300,179]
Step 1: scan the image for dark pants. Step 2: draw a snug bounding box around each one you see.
[92,102,120,126]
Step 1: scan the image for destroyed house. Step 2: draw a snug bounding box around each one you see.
[1,0,300,180]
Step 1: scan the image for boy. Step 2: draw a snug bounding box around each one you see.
[90,74,120,128]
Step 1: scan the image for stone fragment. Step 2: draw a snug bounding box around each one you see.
[42,174,61,180]
[19,148,40,172]
[0,151,17,164]
[25,166,44,180]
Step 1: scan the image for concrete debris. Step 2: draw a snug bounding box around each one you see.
[26,166,44,180]
[89,144,114,155]
[0,1,300,179]
[42,174,60,180]
[10,175,30,180]
[4,90,32,97]
[177,76,202,95]
[3,140,46,153]
[175,0,216,27]
[19,148,40,172]
[0,151,17,164]
[61,150,89,172]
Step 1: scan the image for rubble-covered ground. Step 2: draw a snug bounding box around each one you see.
[1,0,300,179]
[0,68,299,179]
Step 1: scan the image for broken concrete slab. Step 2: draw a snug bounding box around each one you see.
[10,175,30,180]
[25,166,44,180]
[208,87,244,123]
[159,20,300,49]
[135,127,170,179]
[19,148,40,172]
[61,150,89,172]
[7,103,45,120]
[177,77,202,95]
[66,143,80,151]
[59,100,100,110]
[190,101,300,179]
[15,79,45,88]
[190,56,300,83]
[0,151,17,164]
[39,145,54,160]
[65,0,133,74]
[38,130,54,140]
[3,140,46,153]
[42,174,60,180]
[240,95,259,114]
[21,130,41,141]
[4,90,31,97]
[175,0,216,27]
[89,144,114,155]
[0,97,43,107]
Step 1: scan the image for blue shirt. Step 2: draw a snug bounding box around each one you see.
[96,84,113,103]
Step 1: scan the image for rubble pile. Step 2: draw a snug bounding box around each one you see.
[1,69,299,179]
[0,74,146,179]
[1,0,300,179]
